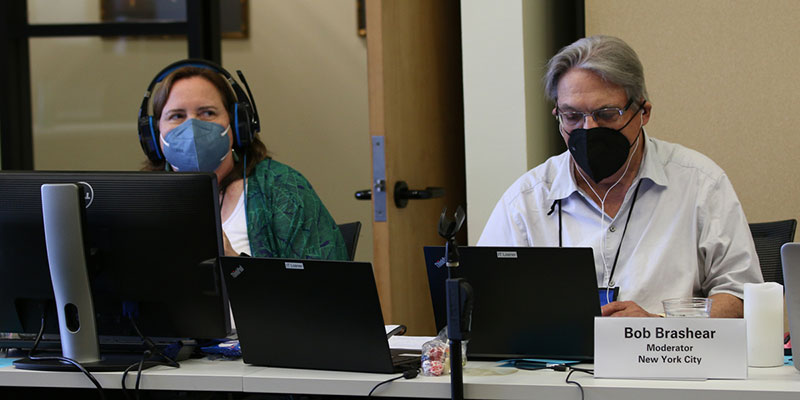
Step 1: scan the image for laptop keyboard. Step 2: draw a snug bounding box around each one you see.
[391,350,421,372]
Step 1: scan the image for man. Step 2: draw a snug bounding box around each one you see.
[478,35,762,317]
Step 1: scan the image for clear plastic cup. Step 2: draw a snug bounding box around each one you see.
[662,297,712,317]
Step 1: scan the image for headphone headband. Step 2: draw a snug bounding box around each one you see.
[137,59,260,162]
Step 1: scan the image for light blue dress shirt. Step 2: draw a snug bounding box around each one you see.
[478,132,764,314]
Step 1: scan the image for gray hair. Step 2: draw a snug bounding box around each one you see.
[544,35,649,104]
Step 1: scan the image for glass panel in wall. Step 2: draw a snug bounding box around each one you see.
[30,36,185,170]
[29,0,248,39]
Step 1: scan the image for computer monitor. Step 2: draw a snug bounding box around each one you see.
[0,171,230,359]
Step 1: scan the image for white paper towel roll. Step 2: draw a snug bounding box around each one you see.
[744,282,784,367]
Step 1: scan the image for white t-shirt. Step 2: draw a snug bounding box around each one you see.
[478,133,764,314]
[221,191,252,256]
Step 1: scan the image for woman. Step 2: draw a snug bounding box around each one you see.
[141,62,347,260]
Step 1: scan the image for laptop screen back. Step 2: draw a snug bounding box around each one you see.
[424,246,600,361]
[781,242,800,371]
[221,256,400,373]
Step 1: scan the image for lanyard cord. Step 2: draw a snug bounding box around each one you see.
[607,179,643,285]
[547,199,563,247]
[558,200,562,247]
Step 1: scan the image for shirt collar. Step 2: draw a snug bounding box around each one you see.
[547,152,578,203]
[636,129,669,188]
[546,128,668,203]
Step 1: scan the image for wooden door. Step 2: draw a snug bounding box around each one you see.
[365,0,466,336]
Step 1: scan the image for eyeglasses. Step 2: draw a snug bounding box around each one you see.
[556,98,635,131]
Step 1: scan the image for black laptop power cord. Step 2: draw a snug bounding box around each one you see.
[121,316,181,400]
[122,349,152,400]
[367,368,420,396]
[29,311,107,400]
[120,350,179,400]
[512,361,593,400]
[127,315,181,368]
[552,365,594,400]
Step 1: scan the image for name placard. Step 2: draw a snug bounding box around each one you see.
[594,317,747,379]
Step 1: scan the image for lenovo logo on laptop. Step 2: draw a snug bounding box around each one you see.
[496,251,518,259]
[285,262,305,270]
[230,265,245,278]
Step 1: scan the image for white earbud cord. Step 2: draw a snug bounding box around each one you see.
[243,153,248,233]
[564,113,644,305]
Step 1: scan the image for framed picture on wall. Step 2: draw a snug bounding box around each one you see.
[100,0,249,39]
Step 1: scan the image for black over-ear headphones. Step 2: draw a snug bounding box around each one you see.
[137,59,261,162]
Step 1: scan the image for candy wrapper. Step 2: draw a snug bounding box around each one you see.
[420,327,467,376]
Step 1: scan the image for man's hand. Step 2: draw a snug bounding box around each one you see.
[708,293,743,318]
[602,301,660,317]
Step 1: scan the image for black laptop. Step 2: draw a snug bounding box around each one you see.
[423,246,600,361]
[220,256,419,374]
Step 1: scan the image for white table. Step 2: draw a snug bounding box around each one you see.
[2,357,800,399]
[0,356,249,392]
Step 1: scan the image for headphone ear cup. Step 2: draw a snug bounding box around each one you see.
[138,115,163,162]
[232,101,254,151]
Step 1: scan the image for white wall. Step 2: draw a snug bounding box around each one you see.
[461,0,561,244]
[461,0,528,244]
[27,0,374,261]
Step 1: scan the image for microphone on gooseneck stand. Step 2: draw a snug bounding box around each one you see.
[438,206,473,400]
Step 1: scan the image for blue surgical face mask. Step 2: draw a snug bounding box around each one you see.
[160,119,230,172]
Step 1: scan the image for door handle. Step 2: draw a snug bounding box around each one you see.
[354,178,385,200]
[394,181,444,208]
[355,190,372,200]
[355,181,445,208]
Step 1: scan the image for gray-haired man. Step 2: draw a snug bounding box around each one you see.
[478,35,762,318]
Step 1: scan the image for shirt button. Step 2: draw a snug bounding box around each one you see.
[609,226,616,232]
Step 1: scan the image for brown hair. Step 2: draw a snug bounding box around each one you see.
[141,66,269,190]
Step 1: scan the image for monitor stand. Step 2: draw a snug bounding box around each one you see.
[13,183,154,372]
